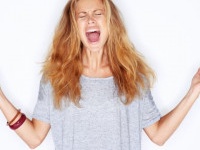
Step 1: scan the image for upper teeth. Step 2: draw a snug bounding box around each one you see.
[87,30,97,33]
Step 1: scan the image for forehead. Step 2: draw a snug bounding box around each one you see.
[75,0,104,12]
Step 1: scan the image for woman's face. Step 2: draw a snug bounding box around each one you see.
[75,0,109,52]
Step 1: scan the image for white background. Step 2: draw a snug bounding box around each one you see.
[0,0,200,149]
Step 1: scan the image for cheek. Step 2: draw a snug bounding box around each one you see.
[77,22,85,34]
[77,24,86,44]
[101,22,109,37]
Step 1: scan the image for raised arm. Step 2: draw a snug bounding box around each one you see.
[144,68,200,146]
[0,88,50,149]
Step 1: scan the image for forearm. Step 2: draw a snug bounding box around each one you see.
[156,79,200,142]
[156,92,196,144]
[145,69,200,145]
[0,89,48,149]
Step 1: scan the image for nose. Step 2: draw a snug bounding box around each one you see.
[87,15,95,24]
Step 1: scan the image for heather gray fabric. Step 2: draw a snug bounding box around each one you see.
[32,75,161,150]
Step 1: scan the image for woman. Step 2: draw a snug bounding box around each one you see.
[0,0,200,149]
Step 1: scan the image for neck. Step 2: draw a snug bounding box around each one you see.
[82,48,104,70]
[82,48,112,77]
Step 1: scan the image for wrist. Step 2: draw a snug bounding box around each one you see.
[185,87,199,102]
[0,88,8,110]
[0,93,4,110]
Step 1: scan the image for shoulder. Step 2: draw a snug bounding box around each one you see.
[38,75,53,98]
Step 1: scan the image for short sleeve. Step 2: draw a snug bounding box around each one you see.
[32,77,51,123]
[141,89,161,128]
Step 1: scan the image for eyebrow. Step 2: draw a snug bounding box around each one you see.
[76,8,104,15]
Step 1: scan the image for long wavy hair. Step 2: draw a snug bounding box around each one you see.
[43,0,155,108]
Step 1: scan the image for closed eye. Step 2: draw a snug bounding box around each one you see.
[78,12,87,18]
[94,9,104,16]
[94,12,102,16]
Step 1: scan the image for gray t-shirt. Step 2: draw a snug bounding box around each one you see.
[32,75,161,150]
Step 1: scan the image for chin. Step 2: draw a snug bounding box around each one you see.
[84,44,104,52]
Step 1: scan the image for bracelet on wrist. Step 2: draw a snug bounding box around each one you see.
[9,113,27,130]
[7,109,21,126]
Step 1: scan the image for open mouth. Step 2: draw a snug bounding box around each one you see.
[86,30,100,43]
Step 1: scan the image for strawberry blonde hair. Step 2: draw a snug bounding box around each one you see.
[43,0,155,108]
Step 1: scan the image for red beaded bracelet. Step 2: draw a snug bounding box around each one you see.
[9,113,26,130]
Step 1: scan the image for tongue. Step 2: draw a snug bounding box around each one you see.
[87,32,100,42]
